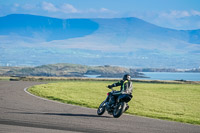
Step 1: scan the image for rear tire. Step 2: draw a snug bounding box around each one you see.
[97,101,106,115]
[113,102,125,118]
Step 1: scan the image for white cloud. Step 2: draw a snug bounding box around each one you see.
[100,8,109,12]
[22,4,36,10]
[88,8,115,13]
[41,2,79,14]
[61,4,78,13]
[42,2,58,12]
[159,10,200,19]
[160,10,189,18]
[191,10,200,16]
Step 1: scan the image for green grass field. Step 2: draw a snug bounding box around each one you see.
[28,81,200,125]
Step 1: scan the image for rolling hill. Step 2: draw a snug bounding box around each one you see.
[0,63,145,78]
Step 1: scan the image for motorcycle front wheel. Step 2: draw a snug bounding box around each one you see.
[97,101,106,115]
[113,102,125,118]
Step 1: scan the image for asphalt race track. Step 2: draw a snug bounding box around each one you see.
[0,81,200,133]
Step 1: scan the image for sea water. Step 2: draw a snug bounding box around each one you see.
[140,72,200,81]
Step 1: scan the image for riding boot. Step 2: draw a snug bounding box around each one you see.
[125,103,129,111]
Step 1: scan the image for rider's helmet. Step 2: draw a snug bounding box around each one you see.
[123,74,131,81]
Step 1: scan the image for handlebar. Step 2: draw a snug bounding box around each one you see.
[107,86,116,92]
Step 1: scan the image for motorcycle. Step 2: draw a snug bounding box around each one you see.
[97,87,132,118]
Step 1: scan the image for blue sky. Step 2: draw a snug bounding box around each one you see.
[0,0,200,29]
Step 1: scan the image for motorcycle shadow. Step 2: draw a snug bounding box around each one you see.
[9,112,112,118]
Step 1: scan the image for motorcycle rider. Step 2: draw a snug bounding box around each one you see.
[107,74,133,111]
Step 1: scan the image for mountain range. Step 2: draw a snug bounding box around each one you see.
[0,14,200,68]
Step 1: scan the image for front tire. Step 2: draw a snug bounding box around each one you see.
[113,102,125,118]
[97,101,106,115]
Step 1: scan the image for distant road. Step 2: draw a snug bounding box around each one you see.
[0,81,199,133]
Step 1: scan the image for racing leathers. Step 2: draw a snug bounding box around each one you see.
[108,80,133,107]
[110,80,133,95]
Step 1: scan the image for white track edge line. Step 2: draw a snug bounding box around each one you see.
[24,87,97,111]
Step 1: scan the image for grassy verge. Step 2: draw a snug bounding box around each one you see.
[8,76,200,84]
[0,76,11,81]
[28,81,200,125]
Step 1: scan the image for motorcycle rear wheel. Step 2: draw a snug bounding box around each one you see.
[113,102,125,118]
[97,101,106,115]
